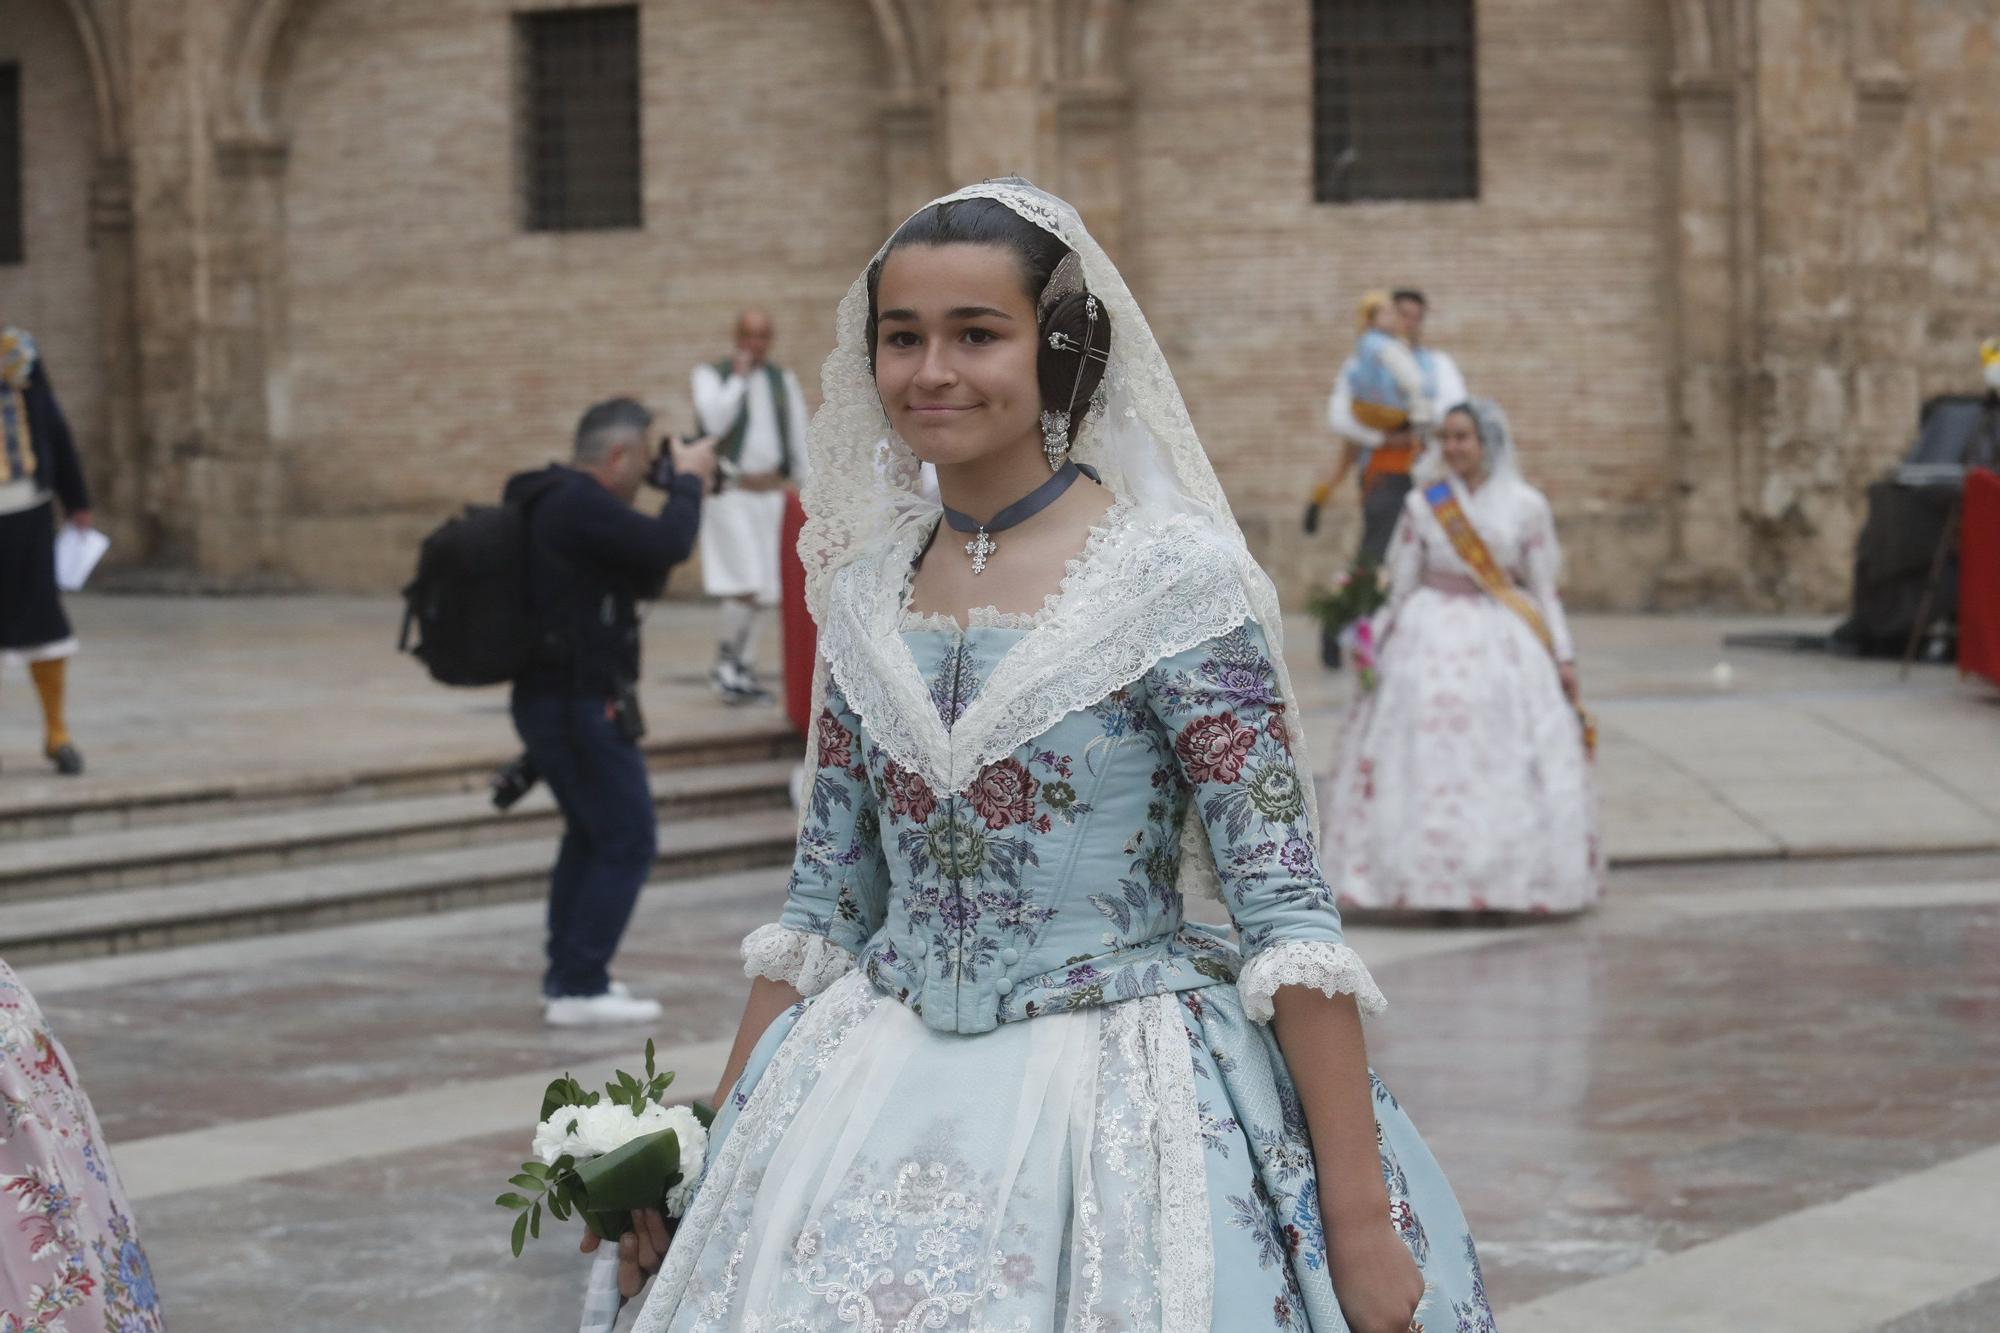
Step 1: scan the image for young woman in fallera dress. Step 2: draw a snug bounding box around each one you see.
[610,181,1496,1333]
[1321,401,1603,917]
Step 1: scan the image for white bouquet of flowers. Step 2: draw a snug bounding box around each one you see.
[497,1040,712,1332]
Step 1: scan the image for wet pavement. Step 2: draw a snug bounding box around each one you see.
[14,852,1998,1331]
[6,595,1999,1329]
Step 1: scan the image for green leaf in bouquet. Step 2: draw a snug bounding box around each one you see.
[692,1100,717,1129]
[644,1038,657,1079]
[574,1127,681,1209]
[520,1161,551,1181]
[572,1125,682,1240]
[509,1173,543,1194]
[495,1193,533,1211]
[530,1202,542,1239]
[510,1209,530,1258]
[541,1076,577,1123]
[585,1208,635,1244]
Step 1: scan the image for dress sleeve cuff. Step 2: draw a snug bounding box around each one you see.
[1238,940,1387,1023]
[741,923,856,997]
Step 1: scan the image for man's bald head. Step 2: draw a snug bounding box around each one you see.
[735,308,774,367]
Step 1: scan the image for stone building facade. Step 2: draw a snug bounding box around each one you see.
[2,0,1995,607]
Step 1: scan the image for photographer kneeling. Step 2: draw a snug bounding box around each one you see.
[509,398,715,1027]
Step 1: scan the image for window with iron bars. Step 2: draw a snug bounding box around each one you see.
[1311,0,1479,204]
[0,65,22,263]
[518,6,643,232]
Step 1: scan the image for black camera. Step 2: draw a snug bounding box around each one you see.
[490,754,540,812]
[646,434,709,491]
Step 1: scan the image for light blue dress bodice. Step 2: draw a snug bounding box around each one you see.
[781,618,1353,1037]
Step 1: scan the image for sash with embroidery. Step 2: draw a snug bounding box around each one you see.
[0,328,38,486]
[1422,480,1597,757]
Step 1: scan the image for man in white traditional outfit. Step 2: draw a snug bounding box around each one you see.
[690,309,810,704]
[1315,288,1468,567]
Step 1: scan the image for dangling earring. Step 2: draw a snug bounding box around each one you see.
[1039,410,1070,471]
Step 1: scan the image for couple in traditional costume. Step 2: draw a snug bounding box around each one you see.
[1312,290,1466,567]
[614,181,1496,1333]
[1320,400,1603,916]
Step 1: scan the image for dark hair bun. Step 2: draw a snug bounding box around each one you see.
[1039,288,1113,438]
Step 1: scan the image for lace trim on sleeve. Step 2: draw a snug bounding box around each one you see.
[740,923,856,997]
[1238,940,1387,1023]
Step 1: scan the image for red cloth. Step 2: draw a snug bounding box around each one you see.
[779,490,818,734]
[1960,467,2000,688]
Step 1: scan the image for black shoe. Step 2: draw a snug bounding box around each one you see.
[47,744,84,776]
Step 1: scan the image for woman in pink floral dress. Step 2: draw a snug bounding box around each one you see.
[1,959,167,1333]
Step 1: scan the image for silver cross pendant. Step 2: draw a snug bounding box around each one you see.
[964,528,997,575]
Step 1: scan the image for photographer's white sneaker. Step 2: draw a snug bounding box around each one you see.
[544,991,663,1027]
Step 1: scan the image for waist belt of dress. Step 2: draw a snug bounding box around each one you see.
[1420,570,1486,597]
[859,922,1243,1034]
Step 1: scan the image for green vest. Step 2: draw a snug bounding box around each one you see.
[713,360,794,478]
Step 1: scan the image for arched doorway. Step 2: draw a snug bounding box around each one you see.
[233,0,900,588]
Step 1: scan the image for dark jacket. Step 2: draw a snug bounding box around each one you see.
[7,359,91,512]
[506,464,702,697]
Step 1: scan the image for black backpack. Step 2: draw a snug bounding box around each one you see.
[398,476,560,687]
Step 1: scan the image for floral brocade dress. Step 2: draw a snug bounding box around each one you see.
[1322,479,1602,915]
[1,962,167,1333]
[635,540,1496,1332]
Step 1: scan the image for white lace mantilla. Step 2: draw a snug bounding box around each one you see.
[792,180,1327,907]
[1237,940,1388,1024]
[740,924,856,997]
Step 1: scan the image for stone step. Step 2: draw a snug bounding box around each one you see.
[0,760,797,903]
[0,807,800,965]
[0,716,800,842]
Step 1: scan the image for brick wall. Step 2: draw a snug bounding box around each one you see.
[0,0,106,482]
[10,0,1998,608]
[1125,0,1676,608]
[1915,3,2000,401]
[276,0,887,588]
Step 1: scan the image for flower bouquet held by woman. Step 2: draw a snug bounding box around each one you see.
[1310,564,1389,670]
[497,1041,710,1333]
[599,179,1496,1333]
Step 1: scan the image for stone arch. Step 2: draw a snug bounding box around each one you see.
[259,0,904,587]
[867,0,923,96]
[224,0,928,144]
[1667,0,1729,83]
[49,0,124,155]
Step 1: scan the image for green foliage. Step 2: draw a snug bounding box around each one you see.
[502,1047,697,1257]
[1309,564,1389,633]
